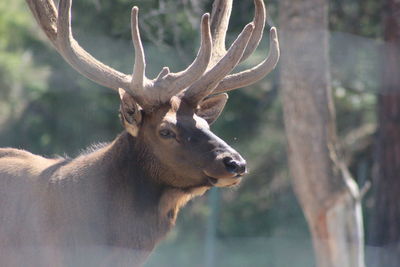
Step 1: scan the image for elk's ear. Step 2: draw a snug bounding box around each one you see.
[196,93,228,125]
[119,88,142,136]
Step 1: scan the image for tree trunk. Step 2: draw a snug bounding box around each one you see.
[278,1,365,267]
[368,0,400,266]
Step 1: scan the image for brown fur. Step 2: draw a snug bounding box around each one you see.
[0,133,206,266]
[0,98,246,266]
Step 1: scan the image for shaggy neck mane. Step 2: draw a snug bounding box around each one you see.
[66,131,209,247]
[100,131,208,247]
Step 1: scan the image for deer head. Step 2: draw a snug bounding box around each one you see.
[26,0,279,188]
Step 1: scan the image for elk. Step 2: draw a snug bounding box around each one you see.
[0,0,279,265]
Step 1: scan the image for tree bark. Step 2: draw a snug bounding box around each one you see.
[368,0,400,266]
[278,1,365,266]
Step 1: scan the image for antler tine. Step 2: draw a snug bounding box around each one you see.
[209,0,231,66]
[212,27,280,94]
[208,0,265,67]
[162,13,212,95]
[129,6,147,104]
[239,0,266,63]
[26,0,58,46]
[56,0,131,90]
[183,23,254,105]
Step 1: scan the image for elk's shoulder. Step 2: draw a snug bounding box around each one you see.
[0,148,63,179]
[0,148,35,159]
[0,148,59,161]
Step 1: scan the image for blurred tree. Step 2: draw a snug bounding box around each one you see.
[368,0,400,266]
[279,0,365,266]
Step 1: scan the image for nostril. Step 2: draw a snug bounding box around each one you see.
[223,157,239,174]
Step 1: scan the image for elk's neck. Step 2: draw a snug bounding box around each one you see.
[102,131,208,222]
[103,131,166,210]
[53,131,207,251]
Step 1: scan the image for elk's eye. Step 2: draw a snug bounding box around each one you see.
[159,129,176,139]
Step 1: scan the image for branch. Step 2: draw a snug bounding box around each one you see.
[341,123,376,166]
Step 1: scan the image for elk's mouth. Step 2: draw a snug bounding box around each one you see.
[208,177,218,185]
[203,166,246,187]
[206,176,242,187]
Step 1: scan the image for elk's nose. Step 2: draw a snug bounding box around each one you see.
[223,157,247,176]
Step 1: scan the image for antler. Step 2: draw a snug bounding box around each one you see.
[26,0,278,109]
[26,0,212,110]
[183,0,280,106]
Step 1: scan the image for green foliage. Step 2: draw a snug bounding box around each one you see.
[0,0,50,130]
[330,0,383,38]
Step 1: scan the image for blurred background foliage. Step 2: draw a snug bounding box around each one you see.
[0,0,382,266]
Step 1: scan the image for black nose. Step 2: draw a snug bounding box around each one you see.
[223,157,247,175]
